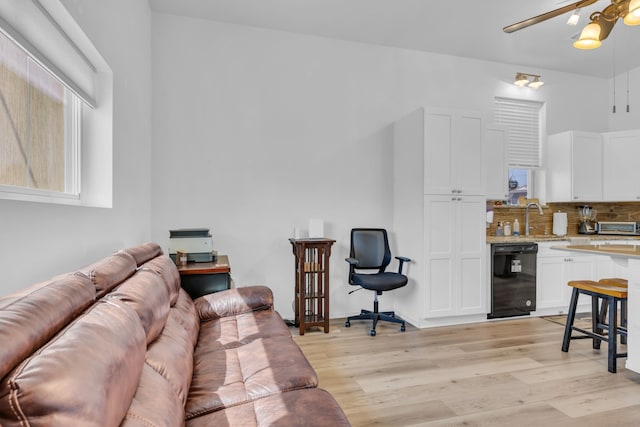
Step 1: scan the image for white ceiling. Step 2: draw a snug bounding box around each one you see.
[148,0,640,79]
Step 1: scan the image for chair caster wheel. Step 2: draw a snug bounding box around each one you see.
[345,321,350,328]
[400,325,406,332]
[370,330,376,336]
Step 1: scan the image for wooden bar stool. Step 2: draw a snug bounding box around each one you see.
[598,278,628,345]
[561,280,628,373]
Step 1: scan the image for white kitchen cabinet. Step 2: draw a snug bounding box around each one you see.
[423,108,484,195]
[392,107,486,327]
[545,131,603,202]
[603,131,640,201]
[483,124,509,200]
[536,242,595,314]
[424,194,486,318]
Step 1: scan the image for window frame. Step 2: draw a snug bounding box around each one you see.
[0,0,112,208]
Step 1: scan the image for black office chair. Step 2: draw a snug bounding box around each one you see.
[344,228,410,336]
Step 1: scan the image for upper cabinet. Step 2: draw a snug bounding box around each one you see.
[423,108,484,195]
[603,131,640,201]
[483,125,509,200]
[546,131,603,202]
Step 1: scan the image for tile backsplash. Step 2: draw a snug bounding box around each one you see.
[486,201,640,237]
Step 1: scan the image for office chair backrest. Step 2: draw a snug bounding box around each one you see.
[350,228,391,271]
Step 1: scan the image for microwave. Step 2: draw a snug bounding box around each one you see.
[596,221,640,235]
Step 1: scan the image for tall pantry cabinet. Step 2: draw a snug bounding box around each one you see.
[393,107,486,327]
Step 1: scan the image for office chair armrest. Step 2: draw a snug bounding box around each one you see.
[345,257,359,266]
[395,256,411,274]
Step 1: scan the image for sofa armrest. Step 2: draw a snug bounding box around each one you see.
[194,285,274,321]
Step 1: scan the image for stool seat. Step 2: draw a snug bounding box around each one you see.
[562,279,628,373]
[567,280,628,299]
[598,278,628,288]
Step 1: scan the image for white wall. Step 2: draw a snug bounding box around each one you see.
[0,0,153,295]
[609,66,640,131]
[150,13,612,321]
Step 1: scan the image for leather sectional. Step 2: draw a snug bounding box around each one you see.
[0,242,350,426]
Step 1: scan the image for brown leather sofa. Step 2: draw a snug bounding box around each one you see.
[0,243,350,426]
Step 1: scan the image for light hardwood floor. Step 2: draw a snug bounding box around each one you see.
[293,317,640,426]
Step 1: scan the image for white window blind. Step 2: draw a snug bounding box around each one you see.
[0,0,97,107]
[494,97,542,168]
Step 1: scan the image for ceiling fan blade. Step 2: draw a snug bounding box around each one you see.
[503,0,599,33]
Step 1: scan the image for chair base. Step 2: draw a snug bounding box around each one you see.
[345,309,405,336]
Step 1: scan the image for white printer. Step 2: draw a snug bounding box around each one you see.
[169,228,215,262]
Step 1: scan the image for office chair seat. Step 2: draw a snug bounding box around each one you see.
[345,228,411,336]
[351,272,408,292]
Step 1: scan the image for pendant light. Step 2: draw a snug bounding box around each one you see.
[574,21,602,49]
[624,0,640,25]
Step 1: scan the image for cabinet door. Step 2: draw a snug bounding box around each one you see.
[424,195,455,317]
[563,255,596,311]
[484,125,509,200]
[455,112,484,195]
[546,131,602,202]
[604,132,640,201]
[456,196,486,314]
[536,256,565,310]
[424,195,485,318]
[424,108,483,195]
[424,110,454,195]
[572,132,603,201]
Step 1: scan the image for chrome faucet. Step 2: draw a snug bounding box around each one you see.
[525,202,544,236]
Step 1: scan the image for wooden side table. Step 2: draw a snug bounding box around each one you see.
[177,255,230,299]
[289,238,335,335]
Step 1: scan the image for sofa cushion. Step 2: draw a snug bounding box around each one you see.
[146,308,196,405]
[121,364,186,427]
[0,298,146,427]
[186,336,318,419]
[80,250,138,298]
[108,268,171,344]
[0,272,95,381]
[124,242,163,266]
[185,389,351,427]
[140,254,181,306]
[196,309,291,352]
[173,289,200,348]
[195,286,274,320]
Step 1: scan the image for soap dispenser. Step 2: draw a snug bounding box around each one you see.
[513,218,520,236]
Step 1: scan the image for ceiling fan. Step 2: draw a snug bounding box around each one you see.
[504,0,640,49]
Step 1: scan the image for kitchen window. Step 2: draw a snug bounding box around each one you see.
[0,0,113,207]
[0,30,80,198]
[495,97,544,204]
[494,97,543,168]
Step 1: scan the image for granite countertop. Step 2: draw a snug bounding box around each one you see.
[486,235,640,244]
[551,243,640,259]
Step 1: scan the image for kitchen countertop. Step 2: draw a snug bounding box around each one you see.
[551,243,640,259]
[486,235,640,244]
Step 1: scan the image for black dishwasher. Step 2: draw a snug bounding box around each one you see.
[488,243,538,319]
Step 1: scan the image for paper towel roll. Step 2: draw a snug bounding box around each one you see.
[553,212,567,236]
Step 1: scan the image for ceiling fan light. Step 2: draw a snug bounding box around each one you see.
[528,76,544,89]
[573,22,602,49]
[514,73,529,87]
[624,0,640,25]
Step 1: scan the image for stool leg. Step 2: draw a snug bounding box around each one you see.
[607,296,618,374]
[621,300,628,345]
[562,288,580,352]
[592,295,602,350]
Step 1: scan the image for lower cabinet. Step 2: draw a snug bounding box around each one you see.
[424,195,486,318]
[535,242,613,314]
